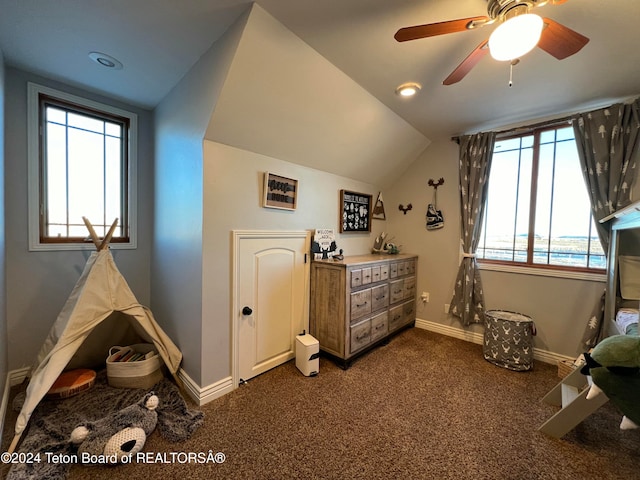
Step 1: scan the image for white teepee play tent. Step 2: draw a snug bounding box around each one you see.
[8,218,182,453]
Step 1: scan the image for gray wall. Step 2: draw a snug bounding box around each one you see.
[4,68,154,370]
[152,7,249,387]
[385,138,625,359]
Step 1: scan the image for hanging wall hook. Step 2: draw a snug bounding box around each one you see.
[398,203,413,215]
[428,178,445,190]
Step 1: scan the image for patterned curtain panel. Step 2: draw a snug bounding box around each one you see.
[573,99,640,252]
[573,98,640,347]
[450,132,496,326]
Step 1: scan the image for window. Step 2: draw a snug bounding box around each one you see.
[477,124,605,274]
[28,83,137,250]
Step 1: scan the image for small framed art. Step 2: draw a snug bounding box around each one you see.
[339,190,372,233]
[263,172,298,210]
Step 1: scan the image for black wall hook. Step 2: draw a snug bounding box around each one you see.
[398,204,413,215]
[428,178,445,190]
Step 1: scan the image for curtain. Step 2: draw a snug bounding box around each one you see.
[450,132,496,326]
[573,98,640,347]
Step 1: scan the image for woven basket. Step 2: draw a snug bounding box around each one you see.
[106,344,163,389]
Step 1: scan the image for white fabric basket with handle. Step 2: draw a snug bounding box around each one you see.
[106,343,163,388]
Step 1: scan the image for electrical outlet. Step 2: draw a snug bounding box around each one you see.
[421,292,429,303]
[444,303,450,314]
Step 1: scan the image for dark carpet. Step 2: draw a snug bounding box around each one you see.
[3,328,640,479]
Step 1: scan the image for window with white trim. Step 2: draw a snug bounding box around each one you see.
[28,83,137,250]
[477,124,605,273]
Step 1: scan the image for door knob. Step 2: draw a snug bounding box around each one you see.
[242,306,253,316]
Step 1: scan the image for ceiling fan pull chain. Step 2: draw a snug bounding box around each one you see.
[509,62,514,87]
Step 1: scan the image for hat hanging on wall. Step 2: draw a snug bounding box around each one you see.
[426,178,444,230]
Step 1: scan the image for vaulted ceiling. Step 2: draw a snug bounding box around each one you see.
[1,0,638,142]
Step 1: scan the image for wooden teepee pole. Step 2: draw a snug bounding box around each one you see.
[82,217,119,250]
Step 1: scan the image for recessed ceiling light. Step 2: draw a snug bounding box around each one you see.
[88,52,123,70]
[395,82,421,97]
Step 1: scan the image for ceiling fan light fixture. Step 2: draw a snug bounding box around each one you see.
[488,13,544,61]
[395,82,421,97]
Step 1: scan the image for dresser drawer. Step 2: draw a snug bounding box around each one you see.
[371,265,381,283]
[370,311,388,342]
[350,319,371,353]
[397,261,407,277]
[403,300,416,325]
[389,305,404,331]
[351,269,363,288]
[403,276,415,299]
[361,267,373,285]
[350,289,371,322]
[371,284,389,311]
[406,260,416,275]
[390,279,404,304]
[380,264,389,281]
[389,262,398,279]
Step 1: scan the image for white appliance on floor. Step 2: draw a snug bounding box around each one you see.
[295,331,319,376]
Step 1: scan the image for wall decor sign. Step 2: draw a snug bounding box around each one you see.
[372,192,386,220]
[340,190,372,233]
[263,172,298,210]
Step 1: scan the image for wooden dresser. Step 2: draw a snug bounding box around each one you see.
[309,253,417,368]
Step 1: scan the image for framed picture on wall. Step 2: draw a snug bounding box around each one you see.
[263,172,298,210]
[339,190,372,233]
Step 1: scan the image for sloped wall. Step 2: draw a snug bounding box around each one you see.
[153,4,429,390]
[206,4,429,188]
[152,7,250,385]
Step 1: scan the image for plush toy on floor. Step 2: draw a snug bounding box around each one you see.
[581,334,640,430]
[70,391,159,463]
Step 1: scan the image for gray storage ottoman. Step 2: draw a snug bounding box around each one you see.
[483,310,535,371]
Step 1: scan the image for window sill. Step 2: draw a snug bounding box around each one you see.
[29,241,136,252]
[478,262,606,282]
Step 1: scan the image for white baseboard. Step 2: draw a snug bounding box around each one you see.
[1,374,10,442]
[415,317,575,365]
[1,367,31,442]
[178,368,234,406]
[9,367,31,386]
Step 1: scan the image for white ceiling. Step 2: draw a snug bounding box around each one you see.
[1,0,639,140]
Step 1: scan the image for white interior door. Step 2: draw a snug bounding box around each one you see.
[234,231,309,384]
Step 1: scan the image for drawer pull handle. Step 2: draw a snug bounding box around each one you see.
[356,301,368,307]
[356,333,369,341]
[375,295,386,300]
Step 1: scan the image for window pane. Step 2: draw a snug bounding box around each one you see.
[480,138,532,262]
[47,107,66,124]
[45,122,68,228]
[67,112,104,134]
[67,128,105,227]
[481,125,603,272]
[105,122,121,138]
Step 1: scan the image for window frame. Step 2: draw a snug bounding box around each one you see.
[27,83,138,251]
[477,123,606,281]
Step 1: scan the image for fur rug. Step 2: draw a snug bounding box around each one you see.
[6,370,204,480]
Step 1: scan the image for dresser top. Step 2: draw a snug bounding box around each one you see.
[313,253,417,267]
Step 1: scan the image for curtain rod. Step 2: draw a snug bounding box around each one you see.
[451,115,572,143]
[451,96,640,143]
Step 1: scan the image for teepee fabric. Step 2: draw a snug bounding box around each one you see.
[10,249,182,452]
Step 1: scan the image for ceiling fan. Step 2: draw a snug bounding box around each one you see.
[394,0,589,85]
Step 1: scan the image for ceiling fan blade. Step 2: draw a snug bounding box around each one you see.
[537,17,589,60]
[394,16,489,42]
[443,40,490,85]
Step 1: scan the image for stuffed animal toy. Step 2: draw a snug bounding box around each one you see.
[581,335,640,430]
[70,392,159,463]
